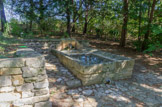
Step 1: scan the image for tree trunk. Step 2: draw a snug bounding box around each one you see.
[0,0,7,32]
[138,0,142,42]
[66,9,71,36]
[141,0,157,51]
[120,0,129,47]
[29,20,33,31]
[29,0,34,31]
[72,23,76,32]
[83,6,88,35]
[39,0,44,21]
[71,14,76,33]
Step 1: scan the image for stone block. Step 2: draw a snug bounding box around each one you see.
[24,77,38,83]
[34,101,52,107]
[0,76,12,87]
[22,67,45,78]
[0,86,15,93]
[16,83,34,92]
[16,48,35,57]
[0,103,10,107]
[66,79,82,88]
[22,91,34,98]
[12,75,24,86]
[25,75,47,83]
[0,58,25,68]
[0,93,21,103]
[25,56,45,68]
[32,88,49,96]
[39,69,46,75]
[0,68,22,76]
[15,105,33,107]
[13,94,49,106]
[37,75,48,82]
[34,79,49,89]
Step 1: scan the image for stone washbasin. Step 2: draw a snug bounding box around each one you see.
[51,48,134,86]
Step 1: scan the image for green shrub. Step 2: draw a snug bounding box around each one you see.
[9,19,24,37]
[143,41,162,56]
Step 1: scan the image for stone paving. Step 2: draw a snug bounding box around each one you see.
[25,41,162,107]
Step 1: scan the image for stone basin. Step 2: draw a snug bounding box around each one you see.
[51,48,135,86]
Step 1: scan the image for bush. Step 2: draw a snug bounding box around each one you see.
[143,41,162,56]
[133,40,142,52]
[9,19,24,37]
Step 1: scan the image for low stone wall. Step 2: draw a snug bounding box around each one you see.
[0,48,50,107]
[22,39,89,49]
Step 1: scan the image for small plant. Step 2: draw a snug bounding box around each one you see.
[133,40,142,52]
[62,32,70,38]
[50,91,55,96]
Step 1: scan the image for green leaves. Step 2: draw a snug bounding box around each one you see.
[143,41,162,56]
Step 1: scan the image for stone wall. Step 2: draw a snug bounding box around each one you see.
[23,39,89,49]
[0,48,50,107]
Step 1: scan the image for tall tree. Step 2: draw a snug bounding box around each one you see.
[71,0,83,33]
[29,0,34,31]
[120,0,129,47]
[0,0,7,32]
[82,0,95,35]
[66,0,71,36]
[141,0,158,51]
[138,0,142,42]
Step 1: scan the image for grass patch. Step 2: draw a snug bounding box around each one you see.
[0,35,25,58]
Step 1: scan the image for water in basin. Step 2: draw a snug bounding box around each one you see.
[71,54,112,65]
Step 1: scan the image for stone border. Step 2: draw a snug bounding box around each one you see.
[0,48,51,107]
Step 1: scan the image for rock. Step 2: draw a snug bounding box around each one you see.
[25,56,45,68]
[95,92,105,98]
[22,67,40,78]
[66,79,82,88]
[33,88,49,96]
[12,75,24,86]
[0,86,15,93]
[16,83,34,92]
[56,78,62,82]
[34,101,52,107]
[105,90,112,94]
[24,77,38,83]
[67,90,79,95]
[34,79,49,89]
[22,91,34,98]
[0,76,11,87]
[82,90,93,96]
[24,75,47,83]
[0,93,21,102]
[97,88,104,93]
[0,68,22,76]
[75,97,84,102]
[95,84,100,88]
[78,88,82,92]
[0,58,25,68]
